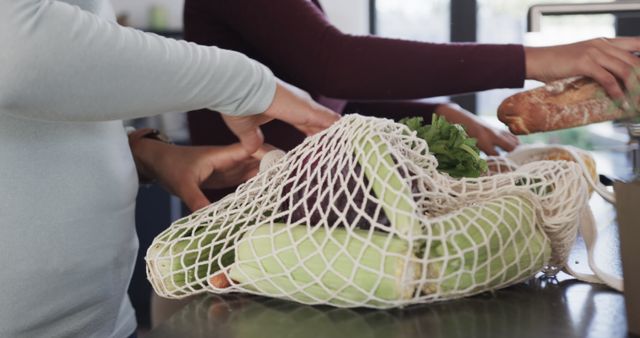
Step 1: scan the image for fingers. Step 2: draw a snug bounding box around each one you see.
[602,40,640,68]
[605,36,640,52]
[588,64,626,102]
[528,37,640,99]
[222,115,272,154]
[176,182,211,212]
[479,131,519,156]
[265,82,340,136]
[481,142,500,156]
[506,132,520,146]
[279,81,340,131]
[600,46,640,100]
[201,158,261,189]
[251,144,279,160]
[629,69,640,111]
[495,131,519,152]
[303,105,341,134]
[160,144,259,211]
[581,38,640,101]
[201,152,262,189]
[223,81,339,153]
[280,101,340,136]
[239,164,260,181]
[238,128,264,155]
[585,44,630,100]
[207,143,252,171]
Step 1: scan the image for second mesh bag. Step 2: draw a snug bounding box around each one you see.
[146,115,590,308]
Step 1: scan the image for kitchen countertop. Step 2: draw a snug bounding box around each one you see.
[146,277,629,338]
[146,150,635,338]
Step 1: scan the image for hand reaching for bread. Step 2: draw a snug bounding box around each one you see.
[498,76,638,135]
[499,37,640,135]
[524,37,640,104]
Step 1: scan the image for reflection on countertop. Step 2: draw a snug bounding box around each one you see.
[146,277,629,338]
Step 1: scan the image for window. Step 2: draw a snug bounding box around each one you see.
[374,0,451,104]
[376,0,450,42]
[477,0,625,151]
[375,0,617,116]
[373,0,633,151]
[477,0,615,118]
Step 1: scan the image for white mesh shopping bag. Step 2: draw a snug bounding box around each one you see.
[503,144,623,291]
[146,115,591,308]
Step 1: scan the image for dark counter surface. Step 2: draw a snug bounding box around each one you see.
[146,277,629,338]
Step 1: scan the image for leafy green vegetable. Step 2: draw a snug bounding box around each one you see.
[401,115,488,178]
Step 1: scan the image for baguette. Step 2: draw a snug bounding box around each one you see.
[498,76,637,134]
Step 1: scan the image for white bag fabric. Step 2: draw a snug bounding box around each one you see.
[505,144,623,291]
[147,115,591,308]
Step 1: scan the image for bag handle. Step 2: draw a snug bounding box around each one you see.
[564,206,623,291]
[563,146,616,204]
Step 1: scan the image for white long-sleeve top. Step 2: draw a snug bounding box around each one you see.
[0,1,276,337]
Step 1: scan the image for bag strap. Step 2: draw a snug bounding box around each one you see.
[564,206,623,291]
[563,146,616,204]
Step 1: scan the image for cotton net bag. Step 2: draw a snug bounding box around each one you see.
[146,115,591,309]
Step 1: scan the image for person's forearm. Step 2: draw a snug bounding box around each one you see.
[128,132,170,183]
[189,0,525,101]
[0,0,275,122]
[305,35,527,100]
[433,103,474,124]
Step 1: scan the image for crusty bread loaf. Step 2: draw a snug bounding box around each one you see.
[498,76,636,134]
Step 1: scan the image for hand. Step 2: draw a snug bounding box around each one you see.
[435,104,519,156]
[525,37,640,102]
[131,138,272,212]
[223,79,340,154]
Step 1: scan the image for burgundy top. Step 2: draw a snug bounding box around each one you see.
[183,0,526,200]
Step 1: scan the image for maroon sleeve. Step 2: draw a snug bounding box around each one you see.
[187,0,526,100]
